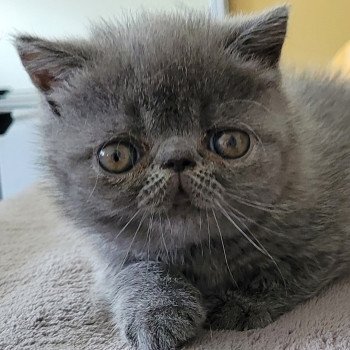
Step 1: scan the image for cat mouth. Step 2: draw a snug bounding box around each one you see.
[173,187,191,206]
[172,178,191,207]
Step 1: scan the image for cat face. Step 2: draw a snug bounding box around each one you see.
[16,7,296,250]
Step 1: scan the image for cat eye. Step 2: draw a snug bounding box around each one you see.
[209,130,250,159]
[98,141,138,174]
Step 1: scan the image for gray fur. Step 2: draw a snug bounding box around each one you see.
[15,6,350,350]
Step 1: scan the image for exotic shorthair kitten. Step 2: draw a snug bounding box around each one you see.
[16,6,350,350]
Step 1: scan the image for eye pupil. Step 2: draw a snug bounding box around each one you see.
[209,130,250,159]
[226,136,236,148]
[98,141,139,174]
[113,152,120,162]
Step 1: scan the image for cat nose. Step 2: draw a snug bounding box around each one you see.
[162,158,196,172]
[156,136,198,172]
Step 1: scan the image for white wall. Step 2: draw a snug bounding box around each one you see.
[0,0,213,199]
[0,115,41,199]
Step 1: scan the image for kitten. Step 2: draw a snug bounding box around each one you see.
[15,6,350,350]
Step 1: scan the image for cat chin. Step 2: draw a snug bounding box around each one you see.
[144,202,202,219]
[142,194,214,218]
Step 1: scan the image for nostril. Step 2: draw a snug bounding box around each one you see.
[182,159,194,168]
[162,158,196,172]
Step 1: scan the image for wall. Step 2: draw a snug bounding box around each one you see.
[229,0,350,69]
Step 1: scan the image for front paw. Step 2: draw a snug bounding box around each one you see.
[124,304,205,350]
[207,301,274,331]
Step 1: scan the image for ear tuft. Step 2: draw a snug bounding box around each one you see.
[227,5,289,67]
[14,35,90,93]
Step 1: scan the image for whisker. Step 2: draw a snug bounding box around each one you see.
[218,200,287,292]
[227,207,270,254]
[87,171,100,202]
[112,202,139,215]
[114,209,142,240]
[165,213,174,259]
[224,201,286,237]
[206,207,212,255]
[146,212,154,275]
[159,214,169,258]
[216,201,267,256]
[226,191,287,214]
[120,212,146,269]
[198,211,204,257]
[165,213,173,236]
[199,211,203,232]
[211,208,237,287]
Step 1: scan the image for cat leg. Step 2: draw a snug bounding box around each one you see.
[206,285,313,331]
[106,261,205,350]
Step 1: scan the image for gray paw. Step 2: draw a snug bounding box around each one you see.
[124,304,205,350]
[207,301,274,331]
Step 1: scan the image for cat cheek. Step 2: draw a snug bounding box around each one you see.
[137,171,179,209]
[199,150,228,168]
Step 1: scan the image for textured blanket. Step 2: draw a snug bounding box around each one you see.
[1,183,350,350]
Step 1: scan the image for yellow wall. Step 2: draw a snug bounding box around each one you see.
[229,0,350,69]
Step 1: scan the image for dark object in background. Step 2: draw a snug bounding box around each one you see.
[0,90,13,199]
[0,113,13,135]
[0,90,13,135]
[0,88,40,200]
[0,90,9,97]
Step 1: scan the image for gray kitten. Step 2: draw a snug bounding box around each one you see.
[15,6,350,350]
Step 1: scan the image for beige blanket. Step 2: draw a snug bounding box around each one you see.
[1,183,350,350]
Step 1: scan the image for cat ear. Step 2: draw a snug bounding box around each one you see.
[15,35,91,93]
[226,6,289,67]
